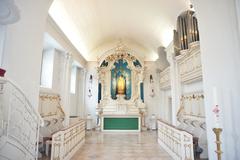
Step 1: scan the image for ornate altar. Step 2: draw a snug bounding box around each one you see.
[96,44,146,131]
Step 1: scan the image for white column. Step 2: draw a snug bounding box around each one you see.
[131,70,135,99]
[192,0,240,159]
[166,44,181,126]
[106,69,111,98]
[2,0,53,107]
[158,80,171,122]
[78,68,87,118]
[61,53,72,126]
[236,0,240,35]
[0,0,20,67]
[0,25,7,67]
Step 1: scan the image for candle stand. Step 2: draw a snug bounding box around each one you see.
[213,128,223,160]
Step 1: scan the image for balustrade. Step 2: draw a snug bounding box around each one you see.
[157,119,194,160]
[51,120,85,160]
[0,77,43,160]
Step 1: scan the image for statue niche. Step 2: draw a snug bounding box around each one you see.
[111,59,131,100]
[117,75,126,95]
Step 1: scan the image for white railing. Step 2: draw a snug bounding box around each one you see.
[0,77,43,160]
[51,120,85,160]
[157,119,194,160]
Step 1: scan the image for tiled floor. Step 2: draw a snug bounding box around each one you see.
[71,131,173,160]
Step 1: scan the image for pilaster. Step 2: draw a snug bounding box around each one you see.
[61,52,73,126]
[0,0,19,67]
[80,68,87,118]
[166,43,181,126]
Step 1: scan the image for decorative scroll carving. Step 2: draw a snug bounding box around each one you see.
[0,0,20,25]
[38,92,65,139]
[99,44,142,69]
[39,92,65,118]
[177,92,205,120]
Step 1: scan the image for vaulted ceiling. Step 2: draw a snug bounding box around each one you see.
[49,0,190,61]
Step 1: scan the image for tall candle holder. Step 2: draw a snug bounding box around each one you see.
[212,87,223,160]
[213,128,223,160]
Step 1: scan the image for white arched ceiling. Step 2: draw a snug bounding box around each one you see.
[49,0,190,61]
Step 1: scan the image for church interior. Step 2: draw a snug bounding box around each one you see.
[0,0,240,160]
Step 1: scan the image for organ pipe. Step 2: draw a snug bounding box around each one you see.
[174,10,200,52]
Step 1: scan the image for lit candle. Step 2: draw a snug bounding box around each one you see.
[213,87,218,105]
[213,106,220,128]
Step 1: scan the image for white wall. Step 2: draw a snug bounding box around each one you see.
[40,47,72,124]
[158,74,204,124]
[40,49,54,88]
[182,81,203,94]
[236,0,240,36]
[40,47,86,121]
[156,46,169,71]
[52,49,65,93]
[159,88,172,123]
[192,0,240,159]
[77,68,86,118]
[85,61,98,127]
[2,0,53,108]
[144,61,162,127]
[70,67,85,117]
[44,16,88,120]
[40,48,66,93]
[46,16,86,68]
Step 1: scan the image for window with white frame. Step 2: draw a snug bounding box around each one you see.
[40,50,54,88]
[70,65,77,94]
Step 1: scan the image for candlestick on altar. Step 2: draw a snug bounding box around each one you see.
[212,87,223,159]
[213,128,223,160]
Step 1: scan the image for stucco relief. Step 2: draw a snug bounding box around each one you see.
[0,0,20,25]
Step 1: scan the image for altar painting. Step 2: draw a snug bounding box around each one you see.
[111,59,131,100]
